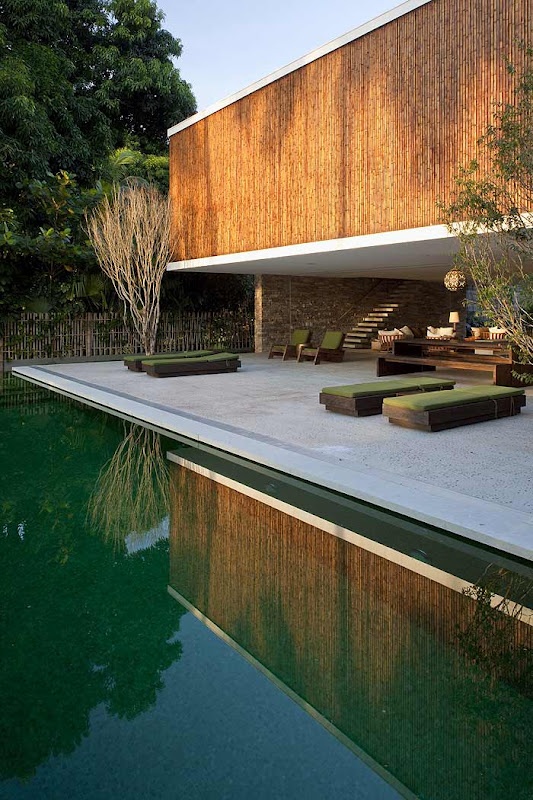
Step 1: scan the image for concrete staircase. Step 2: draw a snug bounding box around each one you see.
[344,281,419,350]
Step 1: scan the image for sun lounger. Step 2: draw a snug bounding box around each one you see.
[319,376,456,416]
[142,352,241,378]
[124,350,215,372]
[382,385,526,431]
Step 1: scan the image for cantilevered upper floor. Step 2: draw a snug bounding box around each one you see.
[167,0,533,280]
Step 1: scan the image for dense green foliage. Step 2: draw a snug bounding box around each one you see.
[0,382,187,780]
[0,0,195,198]
[0,171,106,315]
[0,0,234,320]
[100,0,196,153]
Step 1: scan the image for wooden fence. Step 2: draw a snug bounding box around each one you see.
[1,310,254,368]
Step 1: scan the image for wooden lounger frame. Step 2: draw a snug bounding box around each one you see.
[384,394,526,432]
[143,358,241,378]
[319,383,454,417]
[298,334,346,365]
[124,350,216,372]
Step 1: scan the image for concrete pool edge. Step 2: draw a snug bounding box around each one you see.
[12,365,533,562]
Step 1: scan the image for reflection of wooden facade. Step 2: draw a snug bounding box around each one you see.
[169,463,533,800]
[169,0,533,262]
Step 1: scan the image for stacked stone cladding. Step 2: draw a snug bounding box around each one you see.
[255,275,466,352]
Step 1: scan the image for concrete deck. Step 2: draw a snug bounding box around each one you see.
[13,352,533,560]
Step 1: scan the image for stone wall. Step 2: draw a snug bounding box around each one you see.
[254,275,466,351]
[388,282,467,337]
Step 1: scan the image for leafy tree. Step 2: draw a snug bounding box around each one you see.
[0,0,195,201]
[99,0,196,154]
[0,0,196,317]
[444,49,533,377]
[0,0,112,198]
[0,171,106,317]
[101,146,170,193]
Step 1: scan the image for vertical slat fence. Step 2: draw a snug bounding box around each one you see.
[1,310,254,367]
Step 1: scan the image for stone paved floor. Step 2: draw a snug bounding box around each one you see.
[20,350,533,517]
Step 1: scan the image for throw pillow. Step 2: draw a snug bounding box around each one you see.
[399,325,414,338]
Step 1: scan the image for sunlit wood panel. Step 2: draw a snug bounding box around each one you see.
[169,0,533,261]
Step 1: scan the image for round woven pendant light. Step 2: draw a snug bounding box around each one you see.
[443,268,467,291]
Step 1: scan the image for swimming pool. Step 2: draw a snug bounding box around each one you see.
[1,375,531,799]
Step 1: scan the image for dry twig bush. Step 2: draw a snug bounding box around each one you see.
[86,183,174,355]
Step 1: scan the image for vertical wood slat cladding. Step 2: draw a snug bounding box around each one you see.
[169,0,533,261]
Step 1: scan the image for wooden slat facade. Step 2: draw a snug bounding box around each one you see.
[169,0,533,262]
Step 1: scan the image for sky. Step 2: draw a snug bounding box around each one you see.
[156,0,401,114]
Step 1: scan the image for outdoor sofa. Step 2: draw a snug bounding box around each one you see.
[382,385,526,431]
[141,351,241,378]
[319,376,456,417]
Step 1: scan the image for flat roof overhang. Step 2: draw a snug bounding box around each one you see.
[167,0,433,136]
[167,224,462,280]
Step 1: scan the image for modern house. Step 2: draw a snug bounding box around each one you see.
[167,0,533,351]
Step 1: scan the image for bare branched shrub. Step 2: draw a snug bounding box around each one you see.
[453,229,533,366]
[86,183,173,355]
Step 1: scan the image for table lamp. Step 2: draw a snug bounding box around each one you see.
[449,311,460,337]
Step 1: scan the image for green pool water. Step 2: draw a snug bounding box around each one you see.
[1,375,532,800]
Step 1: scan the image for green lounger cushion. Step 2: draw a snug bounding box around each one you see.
[204,352,239,362]
[321,377,456,398]
[321,331,344,350]
[124,349,214,363]
[141,351,238,367]
[291,329,311,345]
[383,385,525,412]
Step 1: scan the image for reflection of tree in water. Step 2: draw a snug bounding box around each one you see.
[87,424,170,551]
[0,401,185,782]
[456,565,533,698]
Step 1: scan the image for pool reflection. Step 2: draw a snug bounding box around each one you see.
[88,424,170,551]
[168,460,533,800]
[0,393,185,783]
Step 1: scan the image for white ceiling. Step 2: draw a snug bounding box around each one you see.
[167,224,462,281]
[167,223,533,280]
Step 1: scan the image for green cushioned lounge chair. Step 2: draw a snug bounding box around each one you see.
[124,350,215,372]
[297,331,345,364]
[319,376,456,416]
[142,351,241,378]
[268,329,312,361]
[382,385,526,431]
